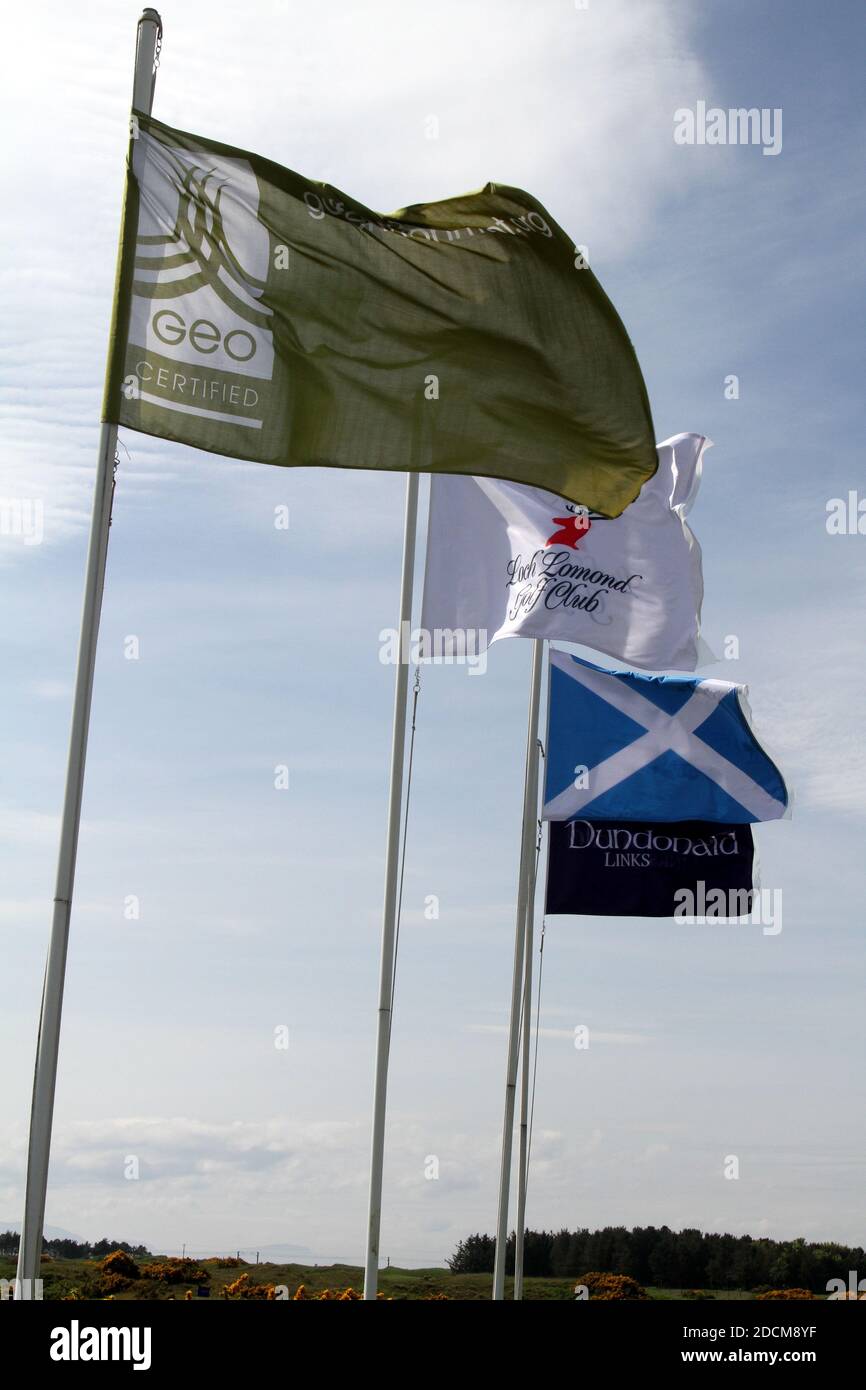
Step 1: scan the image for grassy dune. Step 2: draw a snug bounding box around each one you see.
[0,1255,761,1301]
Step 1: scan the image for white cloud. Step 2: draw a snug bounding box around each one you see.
[0,0,710,540]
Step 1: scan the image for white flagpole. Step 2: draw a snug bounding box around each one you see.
[492,637,544,1300]
[15,9,163,1297]
[513,823,540,1300]
[363,469,420,1301]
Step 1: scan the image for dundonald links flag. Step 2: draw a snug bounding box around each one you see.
[545,818,755,918]
[421,433,709,671]
[104,113,657,513]
[543,649,789,823]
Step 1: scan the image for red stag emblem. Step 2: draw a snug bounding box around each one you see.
[545,503,592,549]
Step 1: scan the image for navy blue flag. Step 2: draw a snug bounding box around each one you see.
[545,818,756,918]
[543,649,788,824]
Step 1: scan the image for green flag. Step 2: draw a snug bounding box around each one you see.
[104,113,656,515]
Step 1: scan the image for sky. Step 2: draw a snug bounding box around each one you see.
[1,0,864,1267]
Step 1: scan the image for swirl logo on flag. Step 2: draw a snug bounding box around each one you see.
[126,132,275,429]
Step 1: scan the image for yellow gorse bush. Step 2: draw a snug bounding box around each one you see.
[224,1273,277,1300]
[222,1278,401,1300]
[755,1288,817,1300]
[140,1258,211,1285]
[575,1272,648,1300]
[100,1250,140,1280]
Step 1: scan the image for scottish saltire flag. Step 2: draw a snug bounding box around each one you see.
[103,113,657,513]
[543,650,789,823]
[421,434,709,671]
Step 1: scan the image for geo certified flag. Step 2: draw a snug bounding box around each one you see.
[421,433,709,672]
[103,113,657,514]
[545,818,755,918]
[543,650,789,824]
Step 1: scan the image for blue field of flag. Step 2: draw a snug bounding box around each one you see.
[543,650,789,824]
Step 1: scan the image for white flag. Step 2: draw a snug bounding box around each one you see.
[420,433,710,672]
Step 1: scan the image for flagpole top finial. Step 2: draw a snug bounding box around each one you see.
[139,8,162,27]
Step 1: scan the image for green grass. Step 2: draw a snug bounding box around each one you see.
[0,1255,770,1301]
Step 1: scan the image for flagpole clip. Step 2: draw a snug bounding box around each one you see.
[108,447,121,529]
[108,440,129,529]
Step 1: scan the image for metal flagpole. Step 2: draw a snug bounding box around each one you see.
[15,9,163,1297]
[492,637,545,1300]
[515,655,551,1298]
[513,815,541,1300]
[363,469,421,1301]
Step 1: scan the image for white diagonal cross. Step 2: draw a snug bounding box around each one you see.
[543,651,786,822]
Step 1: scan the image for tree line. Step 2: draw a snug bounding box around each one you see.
[0,1232,151,1261]
[448,1226,865,1292]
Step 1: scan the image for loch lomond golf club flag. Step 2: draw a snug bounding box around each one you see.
[543,649,789,824]
[545,818,755,918]
[103,113,657,513]
[422,433,709,671]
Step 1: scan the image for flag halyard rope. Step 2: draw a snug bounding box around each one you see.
[388,662,421,1044]
[525,735,547,1205]
[527,909,546,1184]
